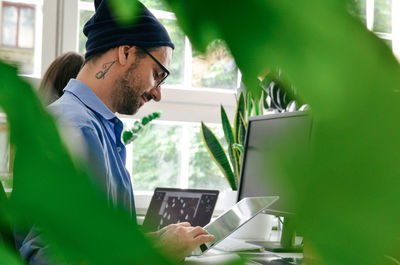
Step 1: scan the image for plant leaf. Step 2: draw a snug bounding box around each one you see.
[246,91,253,117]
[234,92,245,143]
[108,0,140,25]
[0,62,171,264]
[201,122,237,190]
[232,143,244,155]
[220,105,237,180]
[259,90,265,116]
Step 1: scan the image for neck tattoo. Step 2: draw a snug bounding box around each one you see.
[95,60,116,79]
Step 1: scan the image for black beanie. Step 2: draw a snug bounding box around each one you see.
[83,0,175,59]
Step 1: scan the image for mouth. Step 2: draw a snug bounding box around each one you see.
[140,93,153,106]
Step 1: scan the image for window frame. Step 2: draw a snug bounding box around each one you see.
[364,0,400,59]
[1,1,36,49]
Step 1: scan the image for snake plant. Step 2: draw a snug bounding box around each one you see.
[201,92,265,190]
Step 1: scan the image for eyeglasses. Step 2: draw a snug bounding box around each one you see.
[141,48,170,88]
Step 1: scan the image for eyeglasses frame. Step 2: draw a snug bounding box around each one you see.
[141,47,170,88]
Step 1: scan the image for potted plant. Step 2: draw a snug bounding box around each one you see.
[201,91,265,190]
[201,72,307,191]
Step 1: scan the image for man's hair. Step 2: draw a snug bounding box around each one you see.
[83,50,106,67]
[83,46,159,66]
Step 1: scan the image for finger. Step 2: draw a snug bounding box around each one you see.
[177,222,191,227]
[156,224,174,236]
[189,226,209,237]
[193,234,216,245]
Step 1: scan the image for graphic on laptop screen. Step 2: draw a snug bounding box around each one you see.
[142,188,219,232]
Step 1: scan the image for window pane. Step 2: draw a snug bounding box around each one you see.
[0,2,42,76]
[2,6,18,46]
[382,38,392,49]
[0,125,10,173]
[188,125,230,191]
[79,9,94,55]
[352,0,367,25]
[139,0,172,12]
[128,121,230,192]
[18,7,35,48]
[373,0,392,33]
[159,19,184,86]
[131,123,181,191]
[0,123,12,191]
[192,39,238,90]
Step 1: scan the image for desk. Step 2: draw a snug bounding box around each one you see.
[185,240,303,264]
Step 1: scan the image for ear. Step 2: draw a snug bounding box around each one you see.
[117,45,133,66]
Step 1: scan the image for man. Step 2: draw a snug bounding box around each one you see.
[19,0,214,263]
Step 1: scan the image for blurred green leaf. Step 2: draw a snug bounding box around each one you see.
[0,62,171,264]
[201,122,236,190]
[108,0,140,25]
[0,245,23,265]
[165,0,400,264]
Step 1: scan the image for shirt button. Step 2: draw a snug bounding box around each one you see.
[117,146,122,152]
[114,119,119,124]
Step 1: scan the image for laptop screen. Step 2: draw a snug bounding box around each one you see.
[142,187,219,232]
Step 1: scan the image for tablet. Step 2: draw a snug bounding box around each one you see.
[195,196,279,255]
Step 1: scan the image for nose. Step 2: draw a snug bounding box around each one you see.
[150,86,161,102]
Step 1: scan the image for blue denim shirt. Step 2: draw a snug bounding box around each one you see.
[49,79,136,218]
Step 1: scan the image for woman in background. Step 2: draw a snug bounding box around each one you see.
[39,51,84,105]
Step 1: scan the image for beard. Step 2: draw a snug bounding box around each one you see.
[111,60,142,115]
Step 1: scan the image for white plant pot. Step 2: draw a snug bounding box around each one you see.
[215,189,238,211]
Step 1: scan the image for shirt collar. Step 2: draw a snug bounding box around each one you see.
[64,79,116,121]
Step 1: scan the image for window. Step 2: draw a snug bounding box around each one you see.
[0,114,12,194]
[1,2,35,48]
[123,120,230,193]
[0,0,43,75]
[353,0,398,54]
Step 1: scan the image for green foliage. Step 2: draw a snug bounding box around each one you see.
[79,10,93,55]
[131,123,180,191]
[159,18,185,85]
[201,92,264,190]
[160,0,400,264]
[130,122,229,192]
[122,111,161,145]
[260,69,307,112]
[188,126,229,190]
[108,0,140,25]
[201,121,236,190]
[192,39,238,90]
[0,245,22,265]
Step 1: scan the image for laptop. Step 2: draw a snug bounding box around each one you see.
[142,187,219,232]
[193,196,279,255]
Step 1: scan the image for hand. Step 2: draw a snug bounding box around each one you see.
[151,222,215,261]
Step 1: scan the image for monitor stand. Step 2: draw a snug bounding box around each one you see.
[246,216,303,253]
